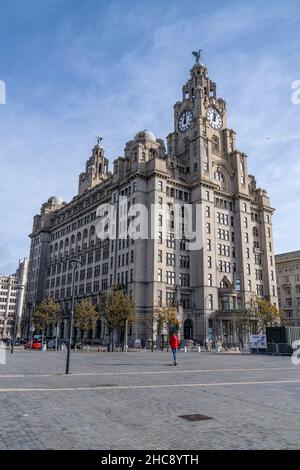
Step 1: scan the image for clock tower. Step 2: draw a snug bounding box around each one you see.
[167,52,236,183]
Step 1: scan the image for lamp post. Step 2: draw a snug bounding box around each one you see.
[11,284,24,355]
[65,255,81,375]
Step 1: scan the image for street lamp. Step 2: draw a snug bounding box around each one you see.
[65,255,81,374]
[11,284,24,355]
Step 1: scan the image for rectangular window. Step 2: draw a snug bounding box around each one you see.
[166,291,175,306]
[157,268,162,282]
[157,290,162,307]
[166,253,176,266]
[166,271,176,285]
[208,274,213,287]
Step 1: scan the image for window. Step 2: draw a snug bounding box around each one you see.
[166,253,176,266]
[180,273,190,287]
[206,206,210,218]
[166,291,175,306]
[207,239,211,251]
[158,250,162,262]
[166,234,175,249]
[244,217,248,228]
[157,290,162,307]
[246,264,251,275]
[166,271,176,285]
[248,280,252,291]
[208,274,213,287]
[243,203,247,212]
[157,269,162,282]
[206,223,211,234]
[158,180,163,191]
[207,256,212,268]
[180,255,190,268]
[205,191,210,201]
[255,269,263,280]
[212,135,220,152]
[207,294,213,310]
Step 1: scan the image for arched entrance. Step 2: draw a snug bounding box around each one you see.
[184,319,193,340]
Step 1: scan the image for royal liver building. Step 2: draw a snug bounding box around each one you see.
[23,54,278,346]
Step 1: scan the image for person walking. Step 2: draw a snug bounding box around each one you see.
[170,333,180,366]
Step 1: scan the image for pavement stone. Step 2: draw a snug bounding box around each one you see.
[0,350,299,449]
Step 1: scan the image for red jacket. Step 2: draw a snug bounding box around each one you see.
[170,335,179,349]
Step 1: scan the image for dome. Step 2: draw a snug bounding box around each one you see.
[48,196,63,205]
[134,130,156,142]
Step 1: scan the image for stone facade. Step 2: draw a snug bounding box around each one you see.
[22,58,277,346]
[276,251,300,326]
[0,257,28,339]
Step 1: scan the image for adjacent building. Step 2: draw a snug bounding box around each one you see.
[0,257,28,339]
[22,55,277,346]
[276,251,300,326]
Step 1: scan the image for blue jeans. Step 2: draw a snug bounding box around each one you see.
[172,348,177,364]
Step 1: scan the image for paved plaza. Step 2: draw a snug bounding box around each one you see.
[0,349,299,450]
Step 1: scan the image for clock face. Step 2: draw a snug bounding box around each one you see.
[206,107,222,130]
[178,110,193,133]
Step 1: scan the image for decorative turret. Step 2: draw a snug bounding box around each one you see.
[78,139,109,195]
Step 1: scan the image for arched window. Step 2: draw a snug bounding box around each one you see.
[83,229,88,239]
[71,235,75,245]
[59,240,63,251]
[212,135,220,153]
[76,232,81,242]
[214,170,226,190]
[64,238,69,247]
[184,319,193,340]
[54,243,58,252]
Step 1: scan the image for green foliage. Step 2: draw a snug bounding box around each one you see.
[243,295,282,334]
[74,299,98,332]
[33,297,60,334]
[154,306,179,332]
[102,286,135,332]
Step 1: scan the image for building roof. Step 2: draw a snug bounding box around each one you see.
[275,250,300,262]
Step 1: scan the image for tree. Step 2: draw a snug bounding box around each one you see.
[33,297,60,346]
[154,306,179,351]
[102,286,135,351]
[243,295,282,335]
[74,299,98,347]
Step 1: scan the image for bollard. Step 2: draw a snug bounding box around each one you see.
[198,345,201,352]
[184,346,187,353]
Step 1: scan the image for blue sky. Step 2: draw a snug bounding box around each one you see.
[0,0,300,274]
